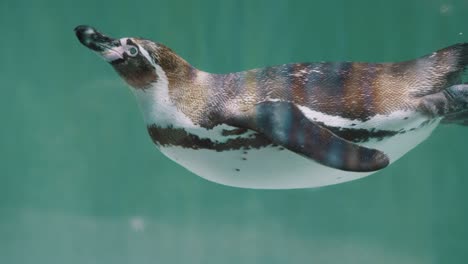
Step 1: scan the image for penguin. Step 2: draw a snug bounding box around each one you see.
[75,25,468,189]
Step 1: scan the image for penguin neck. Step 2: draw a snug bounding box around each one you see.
[131,62,217,129]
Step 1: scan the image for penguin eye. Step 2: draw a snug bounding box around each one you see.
[127,46,138,56]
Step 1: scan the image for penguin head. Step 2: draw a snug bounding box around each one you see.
[75,25,171,90]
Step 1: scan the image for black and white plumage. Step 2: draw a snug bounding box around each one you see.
[75,25,468,189]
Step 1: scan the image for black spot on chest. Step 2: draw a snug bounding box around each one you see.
[147,125,272,151]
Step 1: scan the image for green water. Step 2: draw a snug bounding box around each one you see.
[1,0,468,263]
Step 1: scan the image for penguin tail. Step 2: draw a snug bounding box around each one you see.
[447,42,468,72]
[410,43,468,97]
[431,43,468,74]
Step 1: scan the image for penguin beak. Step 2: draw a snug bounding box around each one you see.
[74,25,124,61]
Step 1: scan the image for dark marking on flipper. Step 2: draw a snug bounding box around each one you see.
[227,101,389,172]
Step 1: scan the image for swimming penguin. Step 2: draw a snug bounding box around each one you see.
[75,25,468,189]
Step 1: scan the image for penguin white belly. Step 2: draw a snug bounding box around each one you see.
[157,114,440,189]
[135,78,441,189]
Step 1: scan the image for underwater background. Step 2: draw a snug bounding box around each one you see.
[1,0,468,263]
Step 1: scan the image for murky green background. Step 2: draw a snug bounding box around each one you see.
[1,0,468,263]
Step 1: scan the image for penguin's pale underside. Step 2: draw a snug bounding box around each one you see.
[75,25,468,189]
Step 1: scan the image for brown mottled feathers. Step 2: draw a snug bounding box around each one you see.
[137,41,468,125]
[135,40,467,172]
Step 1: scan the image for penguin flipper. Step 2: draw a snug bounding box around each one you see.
[227,101,389,172]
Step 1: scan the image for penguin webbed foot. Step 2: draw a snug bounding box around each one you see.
[440,84,468,125]
[442,110,468,126]
[419,84,468,125]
